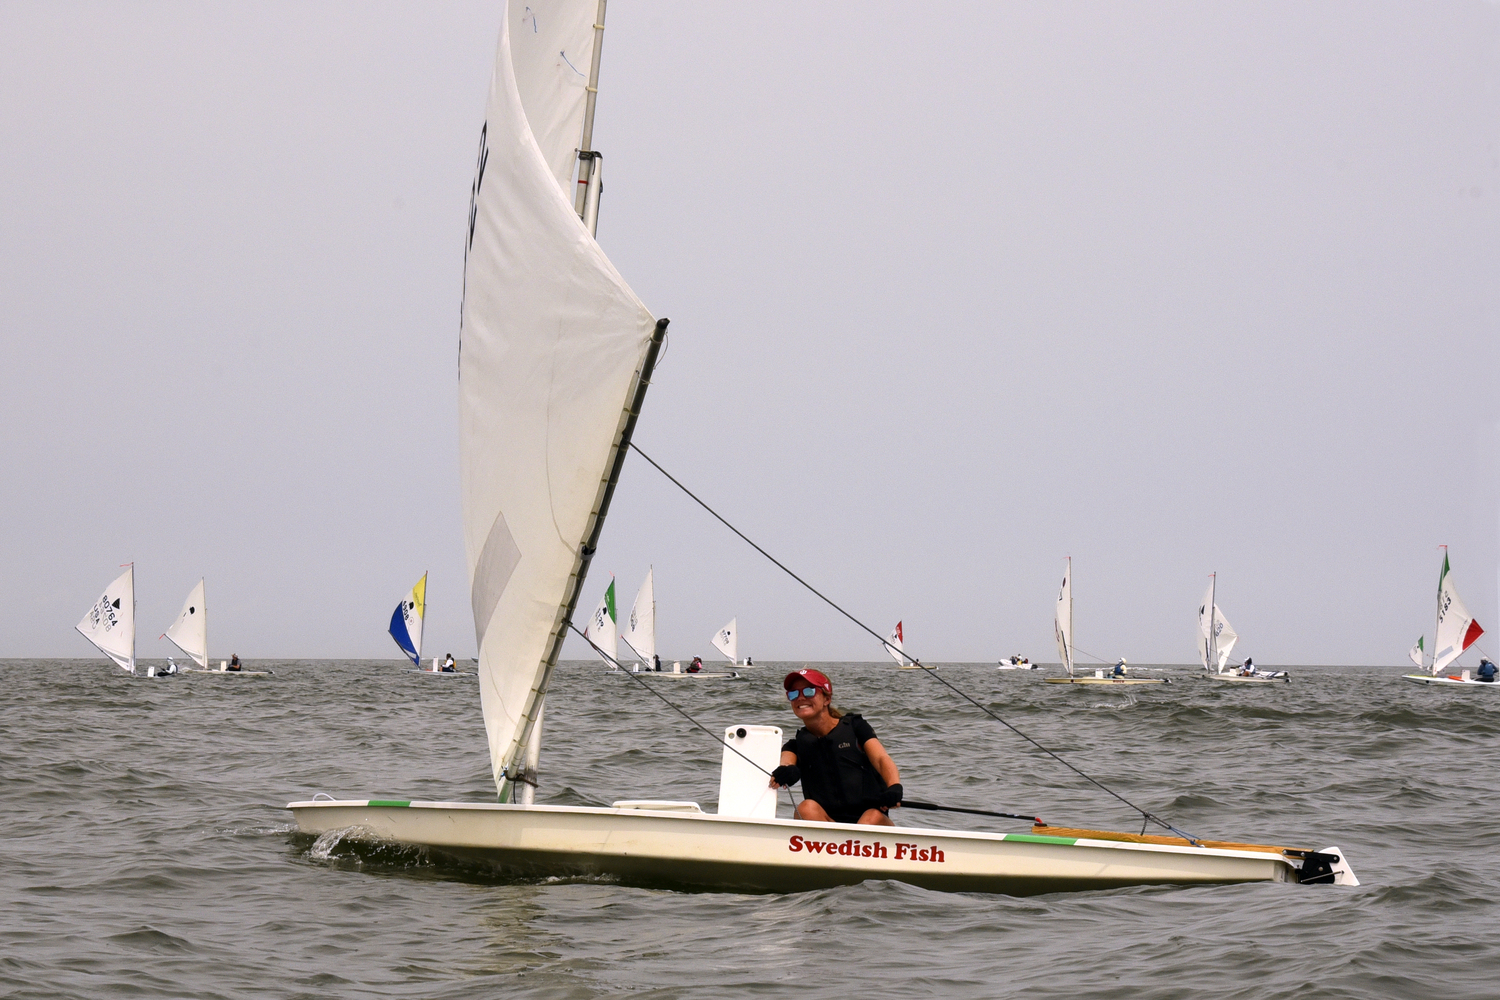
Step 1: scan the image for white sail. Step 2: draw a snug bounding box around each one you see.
[1214,610,1239,670]
[623,569,656,665]
[584,577,618,666]
[77,566,135,673]
[1433,552,1484,673]
[163,578,208,668]
[1054,558,1073,675]
[461,2,657,798]
[712,617,737,664]
[1197,581,1216,670]
[508,2,600,202]
[1409,636,1424,669]
[884,621,909,666]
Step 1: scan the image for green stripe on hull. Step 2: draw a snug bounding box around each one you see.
[1001,833,1078,845]
[366,800,412,808]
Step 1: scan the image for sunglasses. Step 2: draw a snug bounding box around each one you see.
[787,686,822,701]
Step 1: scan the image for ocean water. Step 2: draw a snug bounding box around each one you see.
[2,658,1497,999]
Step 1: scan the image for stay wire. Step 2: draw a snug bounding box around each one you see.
[627,442,1202,845]
[565,621,801,810]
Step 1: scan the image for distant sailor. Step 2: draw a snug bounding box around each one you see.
[441,653,456,672]
[770,668,902,826]
[688,656,703,673]
[1478,659,1497,683]
[652,654,661,672]
[1239,657,1256,677]
[1113,659,1127,677]
[227,654,242,672]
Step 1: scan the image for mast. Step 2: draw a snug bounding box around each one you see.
[1433,546,1445,675]
[1209,573,1217,673]
[573,0,608,229]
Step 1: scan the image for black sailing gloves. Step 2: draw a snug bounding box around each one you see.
[771,765,801,787]
[876,783,904,809]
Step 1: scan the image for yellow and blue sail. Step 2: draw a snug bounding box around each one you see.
[389,572,427,664]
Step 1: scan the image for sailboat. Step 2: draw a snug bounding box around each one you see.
[1403,549,1492,687]
[159,578,205,676]
[884,621,933,669]
[1199,576,1288,684]
[584,577,619,668]
[1045,558,1167,685]
[77,565,135,675]
[711,617,741,665]
[288,0,1355,893]
[621,568,657,670]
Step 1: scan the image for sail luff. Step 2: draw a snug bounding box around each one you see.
[1054,557,1073,676]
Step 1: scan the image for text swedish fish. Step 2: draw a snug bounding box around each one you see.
[787,836,945,863]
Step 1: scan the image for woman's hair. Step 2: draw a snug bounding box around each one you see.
[827,703,844,720]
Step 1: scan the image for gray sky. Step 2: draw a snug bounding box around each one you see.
[2,2,1496,665]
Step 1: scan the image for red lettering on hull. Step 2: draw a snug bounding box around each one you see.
[787,836,942,863]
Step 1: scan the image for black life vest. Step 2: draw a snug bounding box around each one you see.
[793,714,887,813]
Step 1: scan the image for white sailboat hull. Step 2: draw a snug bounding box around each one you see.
[184,668,273,676]
[1402,673,1500,688]
[286,800,1322,895]
[1205,673,1289,684]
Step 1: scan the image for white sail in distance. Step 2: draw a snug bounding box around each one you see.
[1214,609,1239,670]
[584,577,618,666]
[1197,580,1217,670]
[163,578,208,668]
[884,621,909,666]
[78,566,135,673]
[1409,636,1425,669]
[1433,551,1484,673]
[1055,558,1073,676]
[460,1,658,799]
[712,617,737,664]
[623,569,656,665]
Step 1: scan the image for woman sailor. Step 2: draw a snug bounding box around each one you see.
[769,668,903,826]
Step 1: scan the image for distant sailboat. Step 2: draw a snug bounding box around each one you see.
[1198,575,1287,684]
[389,573,428,665]
[884,621,914,667]
[711,617,738,665]
[1045,559,1167,685]
[77,565,135,674]
[622,568,656,669]
[585,577,619,667]
[1404,549,1491,687]
[162,578,208,668]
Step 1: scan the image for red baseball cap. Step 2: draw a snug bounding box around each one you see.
[783,668,831,695]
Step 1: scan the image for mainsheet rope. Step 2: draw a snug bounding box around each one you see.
[626,442,1202,844]
[565,621,801,812]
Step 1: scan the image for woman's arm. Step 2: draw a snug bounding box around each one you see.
[863,738,900,787]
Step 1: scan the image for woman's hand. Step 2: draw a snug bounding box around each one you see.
[769,764,801,789]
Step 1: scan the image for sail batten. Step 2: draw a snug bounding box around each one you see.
[461,2,658,799]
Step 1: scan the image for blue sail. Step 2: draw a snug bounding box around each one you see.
[389,603,418,664]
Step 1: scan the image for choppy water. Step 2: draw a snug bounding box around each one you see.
[3,659,1497,999]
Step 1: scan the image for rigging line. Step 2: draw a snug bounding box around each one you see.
[627,442,1201,845]
[565,621,800,808]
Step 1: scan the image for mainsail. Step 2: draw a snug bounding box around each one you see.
[1055,558,1073,676]
[460,1,660,800]
[712,617,737,664]
[584,577,618,665]
[884,621,909,666]
[77,565,135,674]
[163,578,208,668]
[623,569,656,665]
[1409,636,1424,669]
[1197,578,1237,671]
[1432,551,1484,673]
[388,572,427,665]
